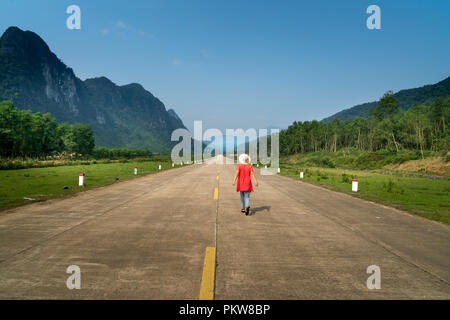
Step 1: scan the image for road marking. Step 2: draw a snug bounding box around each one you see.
[213,187,218,200]
[199,246,216,300]
[216,175,219,180]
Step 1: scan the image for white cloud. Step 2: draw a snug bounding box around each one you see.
[137,29,155,39]
[116,20,131,30]
[99,20,154,39]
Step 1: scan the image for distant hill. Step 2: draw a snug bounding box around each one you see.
[0,26,186,153]
[322,76,450,123]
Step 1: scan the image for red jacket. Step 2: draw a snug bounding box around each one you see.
[236,164,254,192]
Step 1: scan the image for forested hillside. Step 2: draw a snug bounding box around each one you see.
[322,77,450,123]
[281,93,449,158]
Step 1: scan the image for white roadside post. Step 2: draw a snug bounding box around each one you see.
[277,167,280,173]
[264,165,267,169]
[158,164,162,170]
[78,173,85,186]
[300,170,304,179]
[172,163,175,168]
[134,166,138,175]
[352,179,358,192]
[257,164,259,167]
[181,161,183,166]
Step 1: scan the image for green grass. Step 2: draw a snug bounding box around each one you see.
[0,155,172,170]
[0,159,182,211]
[282,148,448,172]
[279,161,450,224]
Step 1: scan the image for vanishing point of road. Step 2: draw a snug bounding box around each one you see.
[0,156,449,299]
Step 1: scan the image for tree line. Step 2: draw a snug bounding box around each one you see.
[280,93,449,158]
[0,101,154,159]
[0,100,95,158]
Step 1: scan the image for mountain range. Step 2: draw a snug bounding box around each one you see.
[1,26,448,152]
[322,76,450,123]
[0,26,186,153]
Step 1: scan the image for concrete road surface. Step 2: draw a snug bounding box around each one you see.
[0,158,449,299]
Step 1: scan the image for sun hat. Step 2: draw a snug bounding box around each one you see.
[238,153,251,164]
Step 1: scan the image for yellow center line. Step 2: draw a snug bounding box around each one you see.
[199,246,216,300]
[213,187,219,200]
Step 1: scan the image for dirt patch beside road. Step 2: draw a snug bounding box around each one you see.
[385,157,450,176]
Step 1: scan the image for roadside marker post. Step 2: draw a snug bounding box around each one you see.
[352,179,358,192]
[158,164,162,170]
[78,173,85,186]
[134,166,138,175]
[300,170,304,179]
[257,164,259,167]
[172,163,174,168]
[265,165,267,169]
[277,167,280,173]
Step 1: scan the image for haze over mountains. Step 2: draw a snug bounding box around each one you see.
[0,26,186,153]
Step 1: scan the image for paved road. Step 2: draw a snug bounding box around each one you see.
[0,158,449,299]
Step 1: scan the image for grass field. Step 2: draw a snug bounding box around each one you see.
[0,159,182,211]
[279,161,450,224]
[280,149,449,176]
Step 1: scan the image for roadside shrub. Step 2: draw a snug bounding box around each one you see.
[321,157,336,168]
[377,149,397,157]
[383,179,395,193]
[315,170,328,180]
[386,150,420,165]
[341,173,351,183]
[355,152,383,169]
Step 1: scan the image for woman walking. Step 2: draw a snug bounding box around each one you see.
[232,154,258,215]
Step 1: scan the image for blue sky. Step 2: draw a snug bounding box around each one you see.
[1,0,449,133]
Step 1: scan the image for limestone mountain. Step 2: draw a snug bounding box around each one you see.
[0,26,186,152]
